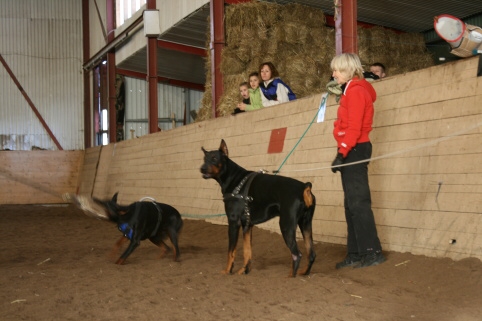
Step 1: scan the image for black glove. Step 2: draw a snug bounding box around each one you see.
[331,153,344,173]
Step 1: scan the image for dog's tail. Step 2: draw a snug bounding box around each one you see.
[64,193,110,220]
[303,182,315,208]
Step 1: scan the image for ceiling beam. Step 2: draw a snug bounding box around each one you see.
[116,68,205,91]
[157,40,206,56]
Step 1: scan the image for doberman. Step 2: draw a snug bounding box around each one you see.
[96,193,183,265]
[200,139,316,277]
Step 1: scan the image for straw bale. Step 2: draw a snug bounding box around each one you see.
[252,1,280,28]
[284,22,310,44]
[270,24,286,43]
[220,48,246,75]
[280,3,326,27]
[358,27,371,49]
[196,1,435,122]
[369,26,391,51]
[309,27,326,48]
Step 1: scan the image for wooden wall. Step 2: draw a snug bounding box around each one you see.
[0,150,84,204]
[4,57,480,262]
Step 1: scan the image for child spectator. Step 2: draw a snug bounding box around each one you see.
[237,72,263,112]
[369,62,386,79]
[258,62,296,107]
[232,82,250,115]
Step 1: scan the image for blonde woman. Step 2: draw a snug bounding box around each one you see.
[330,53,385,269]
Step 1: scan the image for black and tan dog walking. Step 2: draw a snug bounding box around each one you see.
[200,139,316,277]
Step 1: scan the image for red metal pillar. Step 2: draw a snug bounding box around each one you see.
[106,0,117,143]
[335,0,358,54]
[82,0,92,148]
[147,0,159,133]
[210,0,225,118]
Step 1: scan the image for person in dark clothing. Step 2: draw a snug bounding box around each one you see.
[330,53,386,269]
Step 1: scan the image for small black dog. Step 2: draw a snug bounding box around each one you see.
[200,139,316,277]
[97,193,183,265]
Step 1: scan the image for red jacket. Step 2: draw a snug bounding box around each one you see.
[333,77,376,158]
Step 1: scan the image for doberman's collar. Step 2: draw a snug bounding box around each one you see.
[223,172,258,201]
[118,222,133,239]
[118,202,162,240]
[223,172,259,232]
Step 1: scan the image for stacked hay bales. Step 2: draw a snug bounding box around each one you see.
[197,1,433,121]
[357,26,433,75]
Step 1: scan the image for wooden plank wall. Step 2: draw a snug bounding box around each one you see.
[71,57,482,261]
[0,150,84,204]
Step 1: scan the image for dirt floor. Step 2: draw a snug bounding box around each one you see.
[1,204,481,321]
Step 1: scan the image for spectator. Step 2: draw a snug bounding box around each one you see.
[232,82,250,115]
[370,62,386,79]
[237,72,263,112]
[259,62,296,107]
[330,53,386,269]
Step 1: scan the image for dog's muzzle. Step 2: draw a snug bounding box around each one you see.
[200,166,211,179]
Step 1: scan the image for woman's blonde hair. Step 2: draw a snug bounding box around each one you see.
[330,53,364,80]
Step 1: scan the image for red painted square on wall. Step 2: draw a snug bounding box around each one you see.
[268,127,287,154]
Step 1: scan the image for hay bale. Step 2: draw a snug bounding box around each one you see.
[221,48,246,75]
[280,3,326,27]
[369,26,391,51]
[196,1,434,122]
[284,22,310,44]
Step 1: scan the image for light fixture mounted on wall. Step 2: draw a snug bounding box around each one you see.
[143,10,160,37]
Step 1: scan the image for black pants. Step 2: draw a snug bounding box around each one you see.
[340,142,382,255]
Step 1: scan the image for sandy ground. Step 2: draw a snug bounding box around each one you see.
[1,204,481,321]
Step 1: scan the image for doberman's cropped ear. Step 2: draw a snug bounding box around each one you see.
[112,192,119,203]
[201,146,207,155]
[219,139,229,157]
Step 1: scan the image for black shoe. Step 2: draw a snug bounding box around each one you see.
[356,251,386,268]
[336,253,362,269]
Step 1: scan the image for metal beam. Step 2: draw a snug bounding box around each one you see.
[107,0,117,144]
[157,40,206,56]
[117,68,205,91]
[0,54,63,150]
[210,0,225,118]
[82,0,92,148]
[342,0,358,53]
[82,15,143,71]
[147,0,159,134]
[334,0,358,54]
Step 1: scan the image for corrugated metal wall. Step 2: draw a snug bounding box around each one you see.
[0,0,84,151]
[124,77,203,139]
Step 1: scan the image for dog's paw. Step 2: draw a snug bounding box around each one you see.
[236,267,247,275]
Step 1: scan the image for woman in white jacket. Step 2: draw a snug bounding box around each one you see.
[258,62,296,107]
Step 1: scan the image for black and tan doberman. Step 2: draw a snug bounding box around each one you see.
[96,193,183,264]
[200,139,316,277]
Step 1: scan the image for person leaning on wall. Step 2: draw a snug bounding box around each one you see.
[330,53,386,269]
[236,72,263,113]
[258,62,296,107]
[369,62,386,79]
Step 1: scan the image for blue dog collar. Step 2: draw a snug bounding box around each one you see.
[118,223,133,239]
